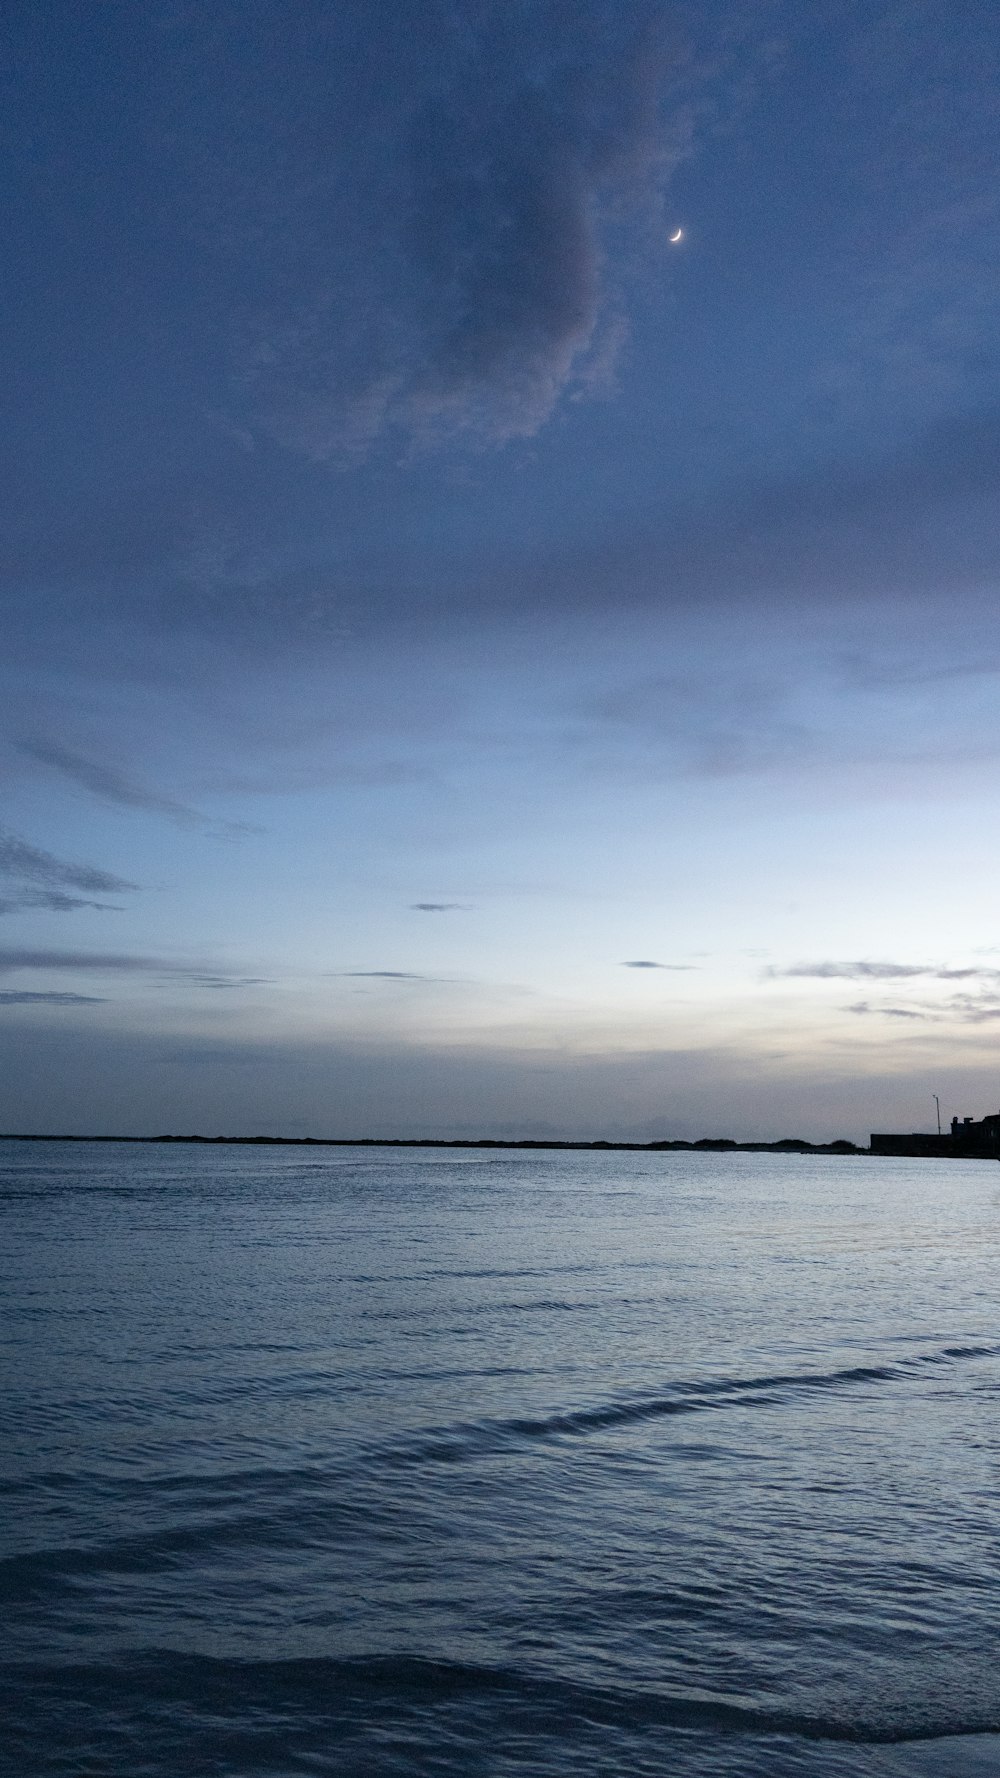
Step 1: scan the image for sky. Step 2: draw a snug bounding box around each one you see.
[2,0,1000,1141]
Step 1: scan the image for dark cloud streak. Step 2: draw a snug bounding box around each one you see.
[0,828,135,897]
[0,950,159,975]
[20,740,252,833]
[845,994,1000,1026]
[0,949,265,989]
[768,961,1000,983]
[0,991,108,1006]
[338,971,430,980]
[622,959,695,970]
[845,1001,929,1020]
[0,891,124,917]
[0,827,135,915]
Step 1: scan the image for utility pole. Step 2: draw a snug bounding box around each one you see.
[933,1093,941,1136]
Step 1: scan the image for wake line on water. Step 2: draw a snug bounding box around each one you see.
[390,1339,1000,1464]
[5,1340,997,1515]
[3,1651,999,1748]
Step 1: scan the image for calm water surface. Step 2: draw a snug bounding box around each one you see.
[2,1141,999,1776]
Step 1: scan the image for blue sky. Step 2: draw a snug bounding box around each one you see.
[2,0,1000,1138]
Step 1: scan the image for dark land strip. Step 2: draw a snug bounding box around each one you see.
[0,1133,863,1152]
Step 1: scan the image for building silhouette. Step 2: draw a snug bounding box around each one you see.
[870,1112,1000,1158]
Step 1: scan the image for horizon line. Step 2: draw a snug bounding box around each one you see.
[0,1132,865,1153]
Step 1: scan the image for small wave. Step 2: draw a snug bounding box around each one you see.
[0,1490,393,1603]
[937,1344,998,1360]
[385,1339,1000,1466]
[3,1651,999,1749]
[5,1342,997,1603]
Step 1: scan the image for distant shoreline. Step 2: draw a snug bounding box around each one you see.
[0,1132,863,1153]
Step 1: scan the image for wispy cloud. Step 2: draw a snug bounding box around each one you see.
[577,672,815,781]
[191,976,271,990]
[21,739,204,824]
[546,405,1000,632]
[0,829,134,897]
[845,992,1000,1026]
[0,990,107,1006]
[622,959,695,970]
[0,948,265,990]
[845,1001,930,1020]
[0,826,136,916]
[944,999,1000,1024]
[410,902,471,913]
[775,959,1000,1029]
[339,970,430,980]
[0,949,158,975]
[0,891,121,916]
[767,960,1000,983]
[20,739,252,834]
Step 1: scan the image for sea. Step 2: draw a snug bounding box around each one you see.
[2,1140,999,1778]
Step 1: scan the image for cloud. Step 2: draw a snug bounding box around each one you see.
[768,961,998,982]
[20,739,249,832]
[0,826,136,914]
[191,976,271,990]
[0,828,135,897]
[544,404,1000,627]
[838,653,1000,693]
[775,961,925,981]
[844,1001,930,1020]
[0,948,264,989]
[6,1018,994,1148]
[188,0,689,456]
[578,671,815,780]
[845,991,1000,1026]
[3,3,997,663]
[0,891,123,916]
[411,902,471,912]
[776,961,1000,1028]
[9,368,1000,682]
[938,995,1000,1025]
[622,959,694,970]
[0,949,160,975]
[21,739,201,824]
[339,970,429,980]
[0,991,107,1006]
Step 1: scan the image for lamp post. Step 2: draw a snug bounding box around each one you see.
[933,1094,941,1136]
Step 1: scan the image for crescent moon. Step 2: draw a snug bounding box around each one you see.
[669,228,684,244]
